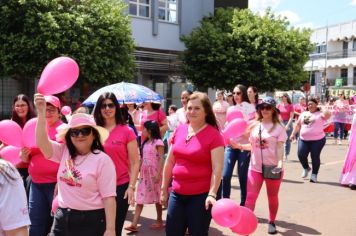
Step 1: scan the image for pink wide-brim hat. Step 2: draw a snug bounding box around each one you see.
[56,113,109,144]
[44,95,61,109]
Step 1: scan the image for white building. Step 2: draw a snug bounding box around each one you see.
[304,20,356,99]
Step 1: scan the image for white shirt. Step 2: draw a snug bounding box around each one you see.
[0,160,30,235]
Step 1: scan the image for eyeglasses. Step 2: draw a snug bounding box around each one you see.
[46,108,58,113]
[100,103,116,110]
[260,104,273,110]
[69,127,93,137]
[15,104,28,108]
[233,92,242,95]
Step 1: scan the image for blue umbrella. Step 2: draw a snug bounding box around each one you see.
[82,82,163,106]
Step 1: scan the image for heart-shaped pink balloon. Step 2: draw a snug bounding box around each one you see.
[0,146,22,166]
[22,118,38,148]
[37,56,79,95]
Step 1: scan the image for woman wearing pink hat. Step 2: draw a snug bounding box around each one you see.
[34,94,117,236]
[25,95,63,236]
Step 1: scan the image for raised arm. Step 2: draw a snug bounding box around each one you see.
[34,94,53,158]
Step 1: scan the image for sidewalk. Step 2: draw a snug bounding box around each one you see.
[123,139,356,236]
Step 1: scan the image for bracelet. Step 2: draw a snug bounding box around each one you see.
[208,194,216,199]
[128,184,135,190]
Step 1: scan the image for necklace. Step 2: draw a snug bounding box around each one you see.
[74,152,91,167]
[185,124,207,143]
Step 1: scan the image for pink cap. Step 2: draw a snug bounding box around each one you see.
[44,96,61,108]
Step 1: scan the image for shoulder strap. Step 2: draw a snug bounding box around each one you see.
[259,122,264,164]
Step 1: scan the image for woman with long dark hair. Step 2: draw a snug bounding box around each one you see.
[34,94,117,236]
[221,84,256,206]
[93,92,140,235]
[277,93,294,160]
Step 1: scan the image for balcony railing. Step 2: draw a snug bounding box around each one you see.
[310,49,356,60]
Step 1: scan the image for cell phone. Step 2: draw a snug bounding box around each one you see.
[272,167,282,174]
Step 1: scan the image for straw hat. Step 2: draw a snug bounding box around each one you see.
[56,113,109,144]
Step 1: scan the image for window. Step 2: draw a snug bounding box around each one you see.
[341,68,348,78]
[353,39,356,51]
[353,67,356,84]
[158,0,178,23]
[129,0,150,18]
[315,44,326,54]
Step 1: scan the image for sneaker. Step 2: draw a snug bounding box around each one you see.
[310,174,317,183]
[338,139,342,145]
[350,184,356,190]
[268,222,277,234]
[301,167,311,178]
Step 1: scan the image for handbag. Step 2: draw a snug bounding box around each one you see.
[259,123,281,180]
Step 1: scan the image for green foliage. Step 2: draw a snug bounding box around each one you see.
[0,0,135,84]
[181,8,313,92]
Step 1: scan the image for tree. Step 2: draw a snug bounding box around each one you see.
[0,0,135,84]
[181,8,313,92]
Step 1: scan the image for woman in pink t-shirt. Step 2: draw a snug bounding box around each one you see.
[277,93,294,160]
[93,92,140,236]
[140,102,168,142]
[291,98,331,183]
[35,94,117,236]
[212,90,230,130]
[175,90,193,125]
[26,95,63,236]
[236,97,287,235]
[160,92,224,236]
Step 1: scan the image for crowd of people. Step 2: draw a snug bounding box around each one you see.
[0,85,355,236]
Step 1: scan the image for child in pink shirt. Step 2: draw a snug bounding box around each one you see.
[125,120,165,232]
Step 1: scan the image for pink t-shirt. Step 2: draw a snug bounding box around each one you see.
[29,120,63,183]
[176,107,187,125]
[249,122,287,173]
[297,111,326,141]
[294,103,306,120]
[50,142,116,210]
[277,103,294,121]
[170,124,224,195]
[104,125,137,186]
[140,109,166,127]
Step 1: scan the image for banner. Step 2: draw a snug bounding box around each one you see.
[320,104,356,124]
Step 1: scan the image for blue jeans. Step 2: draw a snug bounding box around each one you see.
[221,146,250,205]
[166,191,211,236]
[115,182,129,236]
[297,137,326,175]
[283,120,293,156]
[29,182,56,236]
[334,122,345,139]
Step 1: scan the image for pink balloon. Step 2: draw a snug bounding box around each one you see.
[230,207,258,235]
[0,120,23,147]
[52,196,59,214]
[222,118,247,140]
[37,57,79,95]
[61,106,72,116]
[212,198,241,228]
[22,118,38,148]
[226,109,244,123]
[0,146,22,166]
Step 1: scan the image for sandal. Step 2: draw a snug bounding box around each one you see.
[124,225,138,232]
[149,222,165,229]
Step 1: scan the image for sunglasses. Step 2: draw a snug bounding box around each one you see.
[233,92,242,95]
[101,103,116,109]
[69,127,93,137]
[259,104,273,110]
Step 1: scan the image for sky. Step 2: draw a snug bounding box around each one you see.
[249,0,356,29]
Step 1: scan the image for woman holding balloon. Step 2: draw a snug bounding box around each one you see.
[0,94,37,195]
[93,92,140,235]
[28,95,63,236]
[221,84,256,206]
[236,97,287,235]
[160,92,224,236]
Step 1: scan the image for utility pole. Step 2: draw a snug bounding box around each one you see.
[323,23,329,103]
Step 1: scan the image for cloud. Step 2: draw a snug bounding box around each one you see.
[277,10,300,23]
[249,0,281,14]
[350,0,356,6]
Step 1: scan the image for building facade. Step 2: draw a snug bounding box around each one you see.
[304,20,356,99]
